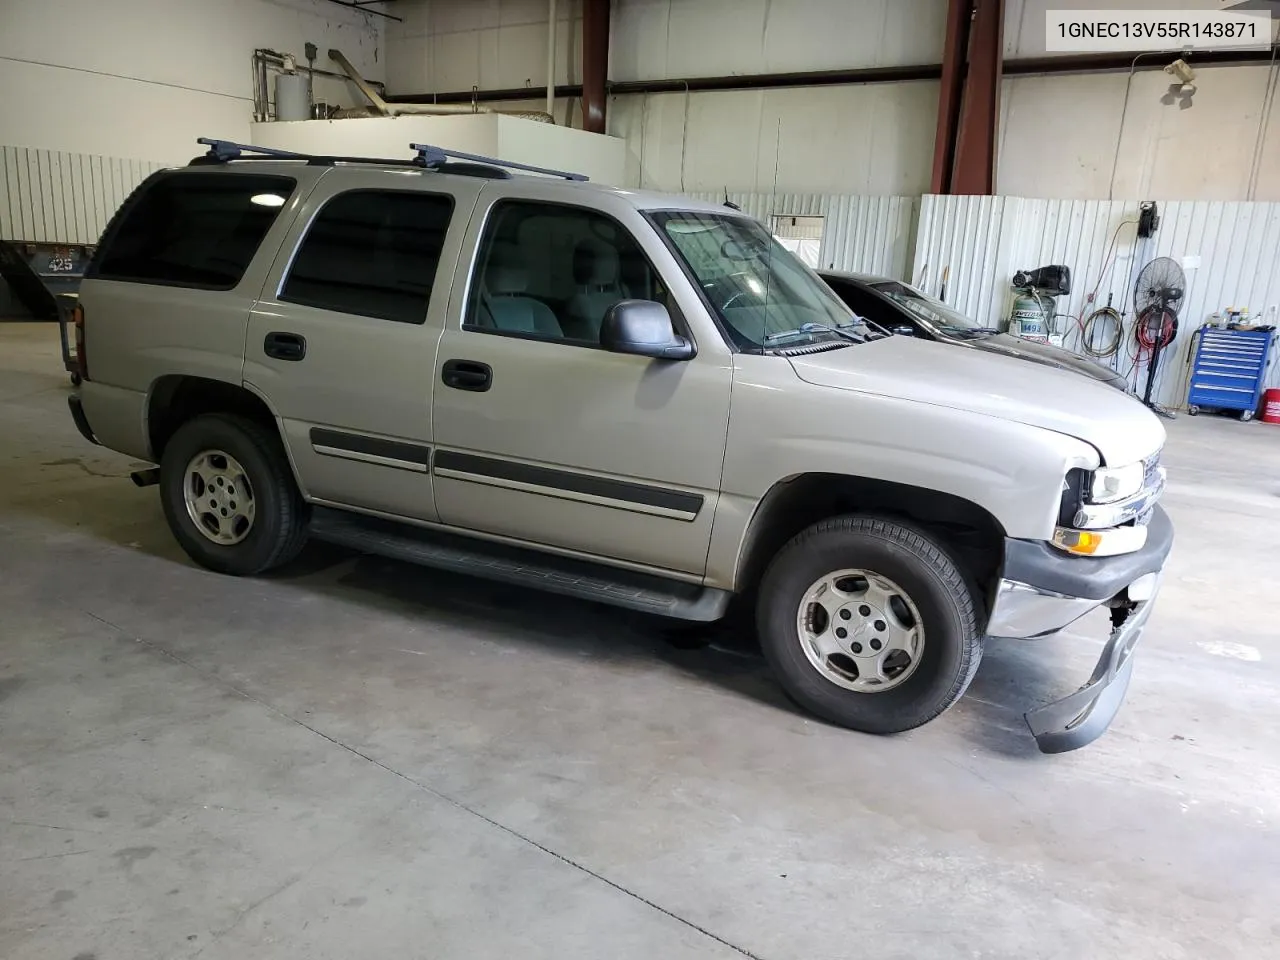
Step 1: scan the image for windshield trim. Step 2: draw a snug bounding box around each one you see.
[643,207,752,353]
[869,280,989,337]
[647,208,858,355]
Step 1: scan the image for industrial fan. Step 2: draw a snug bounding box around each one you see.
[1133,256,1185,415]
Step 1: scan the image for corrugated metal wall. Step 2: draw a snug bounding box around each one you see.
[688,192,919,280]
[0,146,163,245]
[913,195,1280,407]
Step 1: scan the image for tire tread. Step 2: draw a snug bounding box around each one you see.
[758,514,983,733]
[161,413,308,575]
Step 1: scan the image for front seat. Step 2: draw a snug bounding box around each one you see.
[566,238,623,341]
[479,260,562,338]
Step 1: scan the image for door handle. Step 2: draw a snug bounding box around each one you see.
[442,359,492,392]
[264,331,306,361]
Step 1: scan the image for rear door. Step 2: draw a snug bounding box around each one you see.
[244,169,484,521]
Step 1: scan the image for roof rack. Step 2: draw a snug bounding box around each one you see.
[192,138,420,168]
[196,138,308,162]
[409,143,588,181]
[190,138,589,182]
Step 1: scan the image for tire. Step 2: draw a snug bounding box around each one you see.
[159,414,309,576]
[1240,409,1255,422]
[1187,405,1199,416]
[69,372,82,387]
[756,515,982,735]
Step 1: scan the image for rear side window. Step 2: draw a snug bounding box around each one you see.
[280,190,454,325]
[92,172,295,289]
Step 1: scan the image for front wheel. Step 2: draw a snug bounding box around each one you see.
[756,516,982,735]
[1187,404,1200,416]
[1240,409,1255,422]
[159,414,309,575]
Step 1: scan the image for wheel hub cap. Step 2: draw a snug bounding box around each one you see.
[183,449,255,545]
[795,569,925,693]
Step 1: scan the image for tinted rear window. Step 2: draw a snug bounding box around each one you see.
[280,190,454,325]
[91,172,295,289]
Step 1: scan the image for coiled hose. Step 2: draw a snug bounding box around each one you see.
[1080,306,1123,358]
[1135,306,1179,351]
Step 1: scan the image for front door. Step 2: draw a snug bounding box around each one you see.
[244,170,482,520]
[431,194,733,576]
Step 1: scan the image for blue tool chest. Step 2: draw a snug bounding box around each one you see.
[1186,327,1275,415]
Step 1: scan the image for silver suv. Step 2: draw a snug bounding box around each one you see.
[67,139,1173,753]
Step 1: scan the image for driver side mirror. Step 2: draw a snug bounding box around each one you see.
[891,325,916,337]
[601,300,695,360]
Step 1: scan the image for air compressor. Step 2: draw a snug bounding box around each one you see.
[1007,264,1071,344]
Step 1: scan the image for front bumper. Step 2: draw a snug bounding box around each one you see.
[987,505,1173,753]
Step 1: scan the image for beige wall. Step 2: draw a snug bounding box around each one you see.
[385,0,1280,201]
[999,65,1280,201]
[0,0,384,164]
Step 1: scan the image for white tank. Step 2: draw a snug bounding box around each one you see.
[274,72,310,122]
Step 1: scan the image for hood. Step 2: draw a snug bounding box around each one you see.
[967,333,1127,389]
[789,337,1164,465]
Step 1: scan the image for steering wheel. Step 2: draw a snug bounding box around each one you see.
[709,272,767,312]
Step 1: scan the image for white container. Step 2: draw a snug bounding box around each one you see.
[274,73,310,122]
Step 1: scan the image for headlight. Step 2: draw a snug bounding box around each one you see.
[1089,462,1144,503]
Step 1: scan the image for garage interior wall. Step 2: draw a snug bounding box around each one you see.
[0,147,163,245]
[385,0,1280,201]
[914,194,1280,406]
[1001,0,1280,201]
[0,0,385,165]
[384,0,945,195]
[687,191,919,278]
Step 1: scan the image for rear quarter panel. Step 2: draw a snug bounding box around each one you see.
[77,165,325,460]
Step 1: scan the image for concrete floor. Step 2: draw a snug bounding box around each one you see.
[2,323,1279,960]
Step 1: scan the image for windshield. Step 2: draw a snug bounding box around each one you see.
[870,280,996,339]
[653,211,862,351]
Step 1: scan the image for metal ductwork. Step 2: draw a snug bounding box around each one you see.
[327,48,553,122]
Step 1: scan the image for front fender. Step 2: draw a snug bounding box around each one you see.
[703,357,1099,590]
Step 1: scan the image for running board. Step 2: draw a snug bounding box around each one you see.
[309,508,731,622]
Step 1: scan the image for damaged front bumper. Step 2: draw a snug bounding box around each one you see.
[986,505,1173,754]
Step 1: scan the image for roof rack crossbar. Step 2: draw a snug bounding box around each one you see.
[196,138,311,162]
[409,143,588,181]
[192,138,590,182]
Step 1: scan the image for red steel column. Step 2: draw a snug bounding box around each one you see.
[930,0,1005,194]
[951,0,1004,194]
[582,0,611,133]
[930,0,971,194]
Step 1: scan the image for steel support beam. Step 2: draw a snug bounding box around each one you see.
[931,0,1005,195]
[582,0,611,134]
[930,0,970,193]
[953,0,1003,194]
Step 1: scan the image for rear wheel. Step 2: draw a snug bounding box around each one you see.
[159,414,309,575]
[756,516,982,734]
[1240,409,1255,422]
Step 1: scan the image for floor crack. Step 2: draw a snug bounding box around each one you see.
[81,609,768,960]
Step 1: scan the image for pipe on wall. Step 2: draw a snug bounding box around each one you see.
[329,48,494,115]
[385,48,1278,107]
[546,0,557,117]
[253,48,388,121]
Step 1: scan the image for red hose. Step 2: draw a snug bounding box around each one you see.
[1135,306,1178,350]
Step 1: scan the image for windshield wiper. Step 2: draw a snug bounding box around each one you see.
[764,322,864,346]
